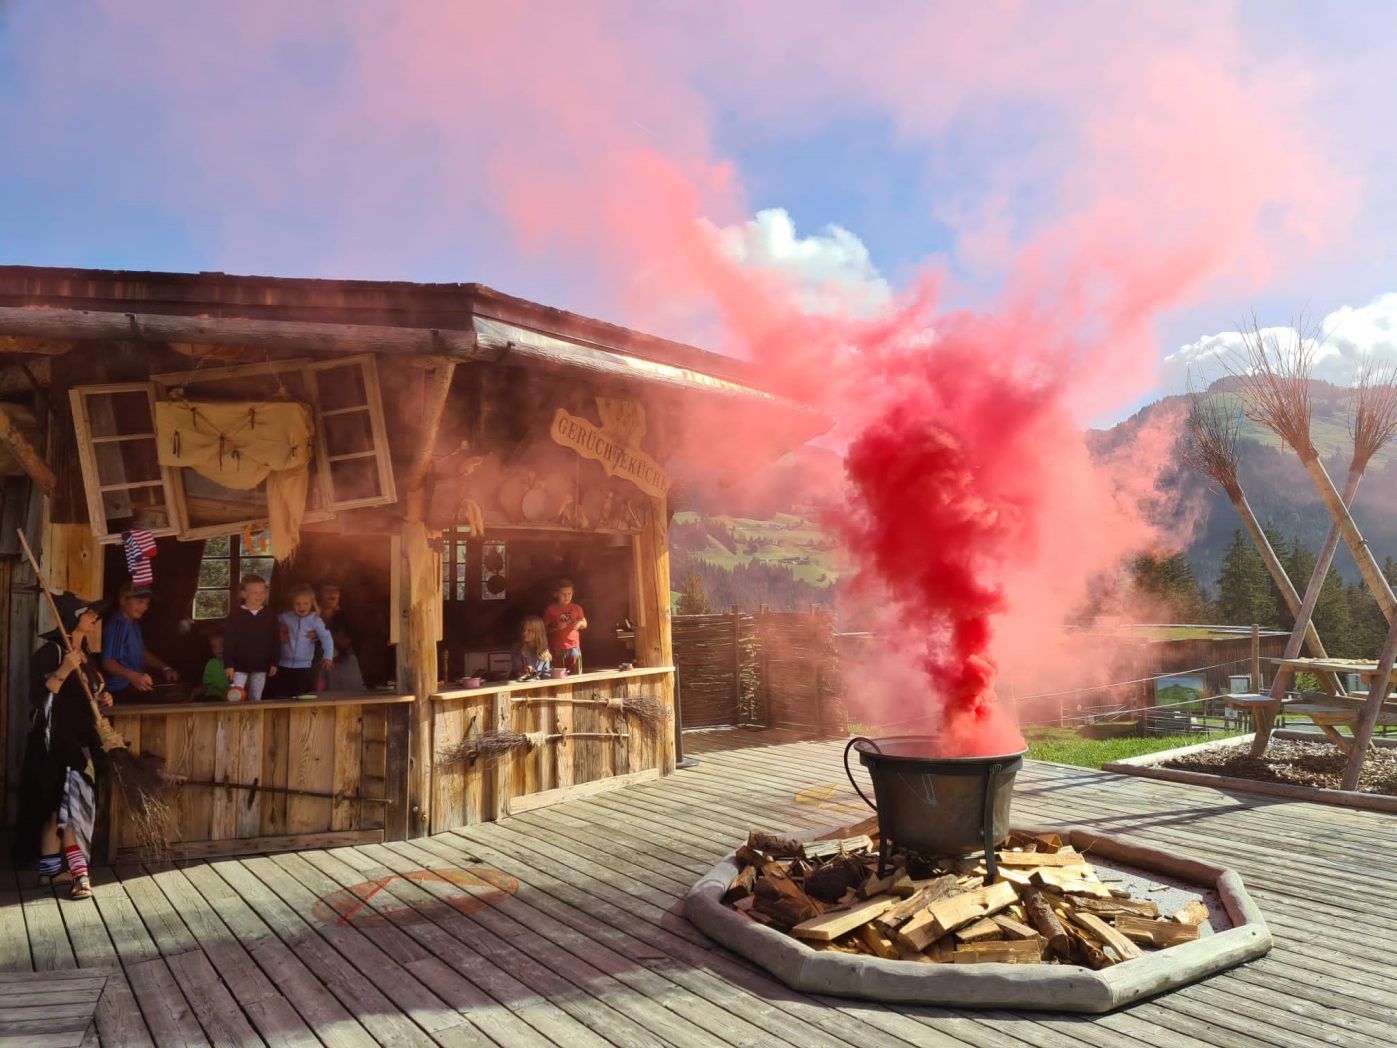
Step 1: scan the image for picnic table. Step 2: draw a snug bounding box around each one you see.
[1223,657,1397,756]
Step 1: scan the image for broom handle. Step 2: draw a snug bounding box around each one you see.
[16,528,101,707]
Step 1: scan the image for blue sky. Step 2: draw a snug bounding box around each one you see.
[4,1,1397,418]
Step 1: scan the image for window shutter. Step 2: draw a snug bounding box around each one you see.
[68,383,179,542]
[306,354,397,511]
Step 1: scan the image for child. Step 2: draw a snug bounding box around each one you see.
[195,629,229,701]
[223,575,279,701]
[276,584,334,697]
[511,615,552,679]
[544,578,587,674]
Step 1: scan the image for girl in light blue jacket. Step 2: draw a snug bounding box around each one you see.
[275,585,334,698]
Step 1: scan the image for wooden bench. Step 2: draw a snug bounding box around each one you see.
[1222,692,1397,755]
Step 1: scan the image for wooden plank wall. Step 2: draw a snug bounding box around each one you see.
[428,674,672,833]
[106,700,396,862]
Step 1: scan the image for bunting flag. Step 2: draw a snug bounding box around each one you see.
[123,529,157,585]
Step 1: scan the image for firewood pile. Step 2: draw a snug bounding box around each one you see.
[724,819,1207,966]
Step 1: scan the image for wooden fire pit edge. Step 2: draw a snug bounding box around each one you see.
[683,826,1272,1014]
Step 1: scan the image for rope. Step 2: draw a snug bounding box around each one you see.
[524,731,550,749]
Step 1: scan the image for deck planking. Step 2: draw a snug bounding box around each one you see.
[0,730,1394,1046]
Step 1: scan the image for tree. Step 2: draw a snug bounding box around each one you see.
[1131,551,1207,622]
[676,566,713,615]
[1213,530,1281,627]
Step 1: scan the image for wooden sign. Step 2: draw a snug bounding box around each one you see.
[550,399,670,498]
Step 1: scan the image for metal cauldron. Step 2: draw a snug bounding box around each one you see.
[844,735,1026,883]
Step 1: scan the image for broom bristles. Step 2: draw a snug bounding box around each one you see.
[438,729,530,766]
[108,749,178,864]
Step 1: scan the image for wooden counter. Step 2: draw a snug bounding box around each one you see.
[427,666,675,832]
[104,692,411,862]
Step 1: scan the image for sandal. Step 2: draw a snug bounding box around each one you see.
[69,875,93,900]
[39,871,73,888]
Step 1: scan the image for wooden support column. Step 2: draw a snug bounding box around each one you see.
[1250,624,1262,693]
[401,362,456,838]
[632,495,675,774]
[0,405,56,496]
[1342,615,1397,791]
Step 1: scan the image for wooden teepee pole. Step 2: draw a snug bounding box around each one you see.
[1342,612,1397,791]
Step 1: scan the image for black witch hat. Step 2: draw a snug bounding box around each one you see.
[41,592,111,643]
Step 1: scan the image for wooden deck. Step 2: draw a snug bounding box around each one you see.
[4,729,1396,1047]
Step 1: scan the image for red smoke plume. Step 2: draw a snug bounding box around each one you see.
[20,4,1357,754]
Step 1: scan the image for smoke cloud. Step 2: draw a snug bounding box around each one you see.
[3,2,1362,753]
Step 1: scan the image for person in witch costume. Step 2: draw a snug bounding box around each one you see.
[14,592,113,900]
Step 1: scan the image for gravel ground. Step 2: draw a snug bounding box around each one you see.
[1164,738,1397,795]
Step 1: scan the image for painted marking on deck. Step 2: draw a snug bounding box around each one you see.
[794,783,867,817]
[313,867,518,925]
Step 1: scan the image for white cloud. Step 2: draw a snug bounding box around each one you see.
[706,207,892,317]
[1164,292,1397,390]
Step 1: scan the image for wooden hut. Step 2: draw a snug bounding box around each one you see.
[0,265,827,860]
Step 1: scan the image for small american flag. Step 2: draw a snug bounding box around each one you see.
[123,529,157,585]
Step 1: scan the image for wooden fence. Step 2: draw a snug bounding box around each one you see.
[673,606,847,735]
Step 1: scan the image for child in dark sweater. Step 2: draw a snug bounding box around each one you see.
[223,576,279,701]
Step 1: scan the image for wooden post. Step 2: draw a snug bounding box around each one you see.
[1342,614,1397,791]
[401,362,456,838]
[1250,624,1262,692]
[631,495,675,774]
[730,604,743,725]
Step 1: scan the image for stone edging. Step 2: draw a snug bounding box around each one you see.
[683,827,1271,1013]
[1103,733,1397,814]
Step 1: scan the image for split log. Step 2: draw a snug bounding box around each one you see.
[953,939,1044,964]
[1115,915,1201,948]
[814,815,879,841]
[955,918,1004,944]
[802,835,873,861]
[1030,869,1113,898]
[747,831,803,857]
[790,895,897,942]
[1173,899,1210,926]
[1073,897,1161,919]
[1064,924,1113,969]
[859,866,904,899]
[752,862,822,925]
[990,914,1041,941]
[895,880,1017,952]
[1022,888,1070,957]
[896,944,937,964]
[995,849,1083,868]
[805,855,867,903]
[722,866,757,904]
[929,938,956,963]
[858,924,901,960]
[873,875,957,933]
[1070,912,1145,961]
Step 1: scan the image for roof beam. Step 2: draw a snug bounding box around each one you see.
[0,305,492,361]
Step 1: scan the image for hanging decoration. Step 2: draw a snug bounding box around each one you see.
[153,400,314,561]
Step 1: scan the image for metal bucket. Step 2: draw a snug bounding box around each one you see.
[843,735,1026,882]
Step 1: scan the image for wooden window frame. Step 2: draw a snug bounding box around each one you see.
[71,355,397,543]
[68,383,181,543]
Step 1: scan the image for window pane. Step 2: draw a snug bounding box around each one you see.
[193,590,230,620]
[85,390,154,438]
[456,582,465,600]
[197,559,231,588]
[313,364,369,412]
[203,535,231,558]
[455,544,468,563]
[328,457,383,503]
[95,438,163,486]
[242,557,275,583]
[324,410,375,456]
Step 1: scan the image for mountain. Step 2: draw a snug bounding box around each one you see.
[1089,377,1397,588]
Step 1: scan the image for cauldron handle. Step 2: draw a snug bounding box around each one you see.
[982,762,1003,885]
[843,736,880,813]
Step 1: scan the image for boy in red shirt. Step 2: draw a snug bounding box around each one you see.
[544,578,587,674]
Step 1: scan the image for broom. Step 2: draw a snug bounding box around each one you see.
[438,728,627,766]
[511,692,672,731]
[16,528,178,863]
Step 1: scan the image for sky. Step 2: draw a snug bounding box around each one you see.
[9,1,1397,736]
[4,0,1397,416]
